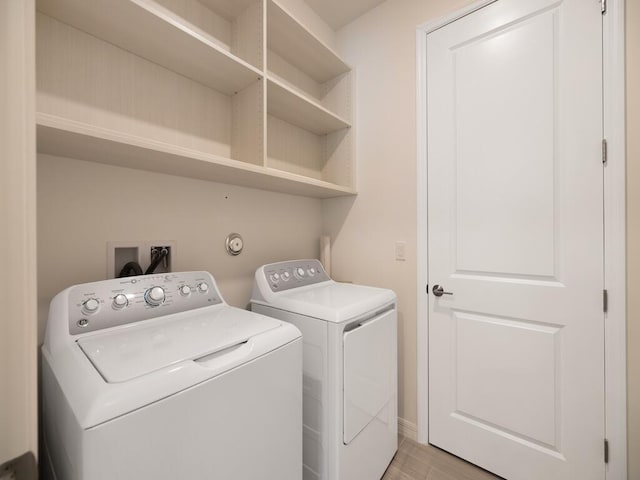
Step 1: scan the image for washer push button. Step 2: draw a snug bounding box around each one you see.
[112,294,128,309]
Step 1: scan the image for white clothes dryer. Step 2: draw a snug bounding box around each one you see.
[251,260,397,480]
[42,271,302,480]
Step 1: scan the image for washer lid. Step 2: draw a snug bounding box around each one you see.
[265,282,396,323]
[77,306,281,383]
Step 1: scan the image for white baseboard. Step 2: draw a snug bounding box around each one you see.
[398,417,418,442]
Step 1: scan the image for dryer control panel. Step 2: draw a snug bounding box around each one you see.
[67,272,222,335]
[262,259,330,292]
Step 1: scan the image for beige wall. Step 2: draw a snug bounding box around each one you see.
[37,155,323,341]
[323,0,474,426]
[627,0,640,477]
[0,0,38,464]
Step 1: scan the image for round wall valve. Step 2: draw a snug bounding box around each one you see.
[225,233,244,256]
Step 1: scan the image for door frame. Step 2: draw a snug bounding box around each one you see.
[415,1,627,478]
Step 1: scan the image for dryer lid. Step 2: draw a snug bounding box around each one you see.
[77,306,281,383]
[263,282,396,323]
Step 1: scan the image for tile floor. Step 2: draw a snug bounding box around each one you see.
[382,436,503,480]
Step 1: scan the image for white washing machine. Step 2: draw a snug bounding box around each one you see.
[251,260,397,480]
[42,271,302,480]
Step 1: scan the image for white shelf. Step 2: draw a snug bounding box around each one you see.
[267,0,350,84]
[37,0,262,95]
[36,113,356,199]
[267,77,350,135]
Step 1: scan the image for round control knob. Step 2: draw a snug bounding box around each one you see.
[197,282,209,293]
[112,294,128,309]
[308,267,316,276]
[179,285,191,296]
[144,286,165,306]
[282,271,291,281]
[83,298,100,313]
[296,267,306,277]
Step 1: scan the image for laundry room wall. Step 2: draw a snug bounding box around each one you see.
[626,0,640,476]
[36,155,323,341]
[322,0,475,433]
[1,0,37,466]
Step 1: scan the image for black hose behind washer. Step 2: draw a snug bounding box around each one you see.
[145,249,168,275]
[118,261,144,278]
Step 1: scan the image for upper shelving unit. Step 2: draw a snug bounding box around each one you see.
[37,0,262,95]
[35,0,356,197]
[266,0,350,84]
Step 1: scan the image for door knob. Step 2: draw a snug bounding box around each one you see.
[432,284,453,297]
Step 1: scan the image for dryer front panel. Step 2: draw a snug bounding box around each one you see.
[343,308,396,444]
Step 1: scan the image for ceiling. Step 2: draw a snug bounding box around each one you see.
[304,0,387,30]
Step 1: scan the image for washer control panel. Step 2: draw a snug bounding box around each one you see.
[68,272,222,335]
[263,259,330,292]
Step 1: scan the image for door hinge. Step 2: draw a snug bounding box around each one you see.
[604,439,609,463]
[603,289,608,313]
[602,139,608,164]
[601,0,607,14]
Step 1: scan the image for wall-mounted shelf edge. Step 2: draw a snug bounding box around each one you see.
[36,113,357,199]
[37,0,263,95]
[267,76,351,135]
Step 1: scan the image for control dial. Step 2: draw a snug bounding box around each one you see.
[179,285,191,296]
[281,271,291,281]
[197,282,209,293]
[82,298,100,314]
[144,286,166,306]
[295,267,306,278]
[112,294,128,309]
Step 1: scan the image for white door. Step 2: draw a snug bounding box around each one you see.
[426,1,604,479]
